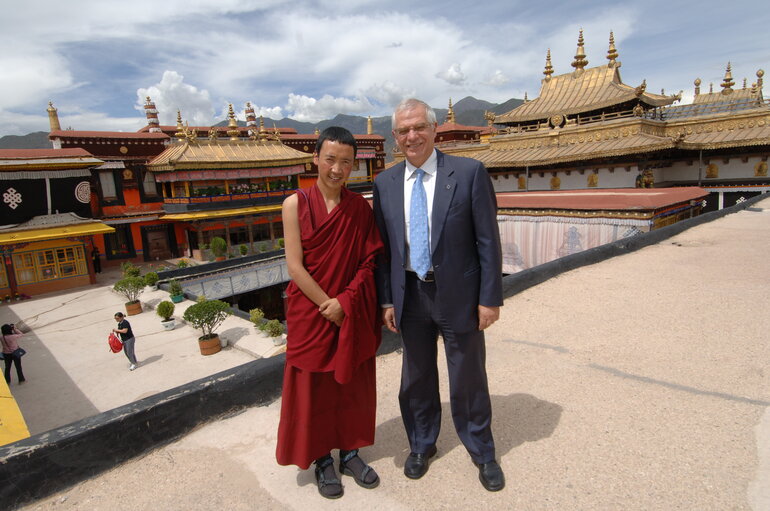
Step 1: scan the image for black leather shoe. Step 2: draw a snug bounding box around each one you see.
[476,460,505,491]
[404,445,437,479]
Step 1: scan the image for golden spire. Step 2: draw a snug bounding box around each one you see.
[47,101,61,131]
[606,31,618,67]
[258,115,268,141]
[314,127,320,135]
[543,49,554,80]
[721,62,735,94]
[694,78,701,96]
[571,29,588,72]
[447,98,456,124]
[757,69,765,91]
[227,103,240,140]
[175,110,185,140]
[367,115,373,135]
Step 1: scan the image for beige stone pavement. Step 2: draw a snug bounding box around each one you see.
[5,197,770,510]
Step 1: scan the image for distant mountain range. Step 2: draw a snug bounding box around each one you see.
[0,96,523,159]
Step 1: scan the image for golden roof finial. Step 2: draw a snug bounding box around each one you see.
[606,31,618,67]
[47,101,61,131]
[314,127,320,135]
[709,82,714,93]
[721,62,735,93]
[258,115,268,141]
[271,122,281,141]
[209,126,218,141]
[227,103,240,140]
[367,115,373,135]
[571,29,588,72]
[447,98,456,124]
[694,78,701,96]
[524,91,528,102]
[175,110,185,140]
[484,110,495,126]
[543,48,554,80]
[757,69,765,91]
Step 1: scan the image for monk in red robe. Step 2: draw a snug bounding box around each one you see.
[276,127,384,499]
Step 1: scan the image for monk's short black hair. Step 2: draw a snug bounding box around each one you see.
[315,126,357,157]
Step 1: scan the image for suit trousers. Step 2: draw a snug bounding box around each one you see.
[399,272,496,464]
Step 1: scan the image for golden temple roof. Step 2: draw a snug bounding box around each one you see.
[495,32,676,125]
[496,64,675,124]
[148,139,312,172]
[467,129,674,168]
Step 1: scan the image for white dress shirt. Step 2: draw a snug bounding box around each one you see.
[404,149,437,272]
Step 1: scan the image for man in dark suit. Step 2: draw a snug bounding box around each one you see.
[373,98,505,491]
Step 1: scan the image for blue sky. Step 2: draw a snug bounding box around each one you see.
[0,0,767,136]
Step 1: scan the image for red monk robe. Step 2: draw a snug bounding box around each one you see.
[276,184,384,469]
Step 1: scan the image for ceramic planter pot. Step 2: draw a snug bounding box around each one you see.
[161,319,175,331]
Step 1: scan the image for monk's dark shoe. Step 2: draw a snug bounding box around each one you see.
[404,445,437,479]
[476,460,505,492]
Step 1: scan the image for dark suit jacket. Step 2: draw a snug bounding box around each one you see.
[373,150,503,334]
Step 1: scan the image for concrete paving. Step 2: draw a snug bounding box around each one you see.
[6,197,770,510]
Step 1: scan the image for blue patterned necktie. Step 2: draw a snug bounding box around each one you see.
[409,168,430,279]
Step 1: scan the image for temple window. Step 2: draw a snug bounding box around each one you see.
[99,171,117,199]
[142,170,158,196]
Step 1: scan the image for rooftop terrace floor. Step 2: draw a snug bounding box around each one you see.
[4,197,770,510]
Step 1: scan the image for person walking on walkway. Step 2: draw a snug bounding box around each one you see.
[373,98,505,492]
[1,323,26,384]
[113,312,138,371]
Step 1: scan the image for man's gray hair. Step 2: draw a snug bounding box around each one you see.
[392,98,437,129]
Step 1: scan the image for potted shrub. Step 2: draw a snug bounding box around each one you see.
[183,299,232,355]
[144,271,159,290]
[113,276,145,315]
[156,300,176,330]
[168,279,184,303]
[264,319,285,346]
[210,236,227,261]
[239,244,248,256]
[249,307,265,333]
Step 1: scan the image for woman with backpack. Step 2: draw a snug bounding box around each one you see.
[1,323,26,384]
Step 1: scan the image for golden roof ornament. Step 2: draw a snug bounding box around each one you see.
[47,101,61,131]
[446,98,456,124]
[271,123,282,141]
[175,110,186,140]
[543,49,554,80]
[484,110,495,126]
[757,69,764,90]
[571,29,588,73]
[209,126,219,141]
[634,79,647,96]
[694,78,701,96]
[258,115,268,141]
[524,91,528,102]
[367,115,373,135]
[227,103,240,140]
[606,31,619,67]
[743,77,747,89]
[721,62,735,94]
[314,127,320,135]
[709,82,714,93]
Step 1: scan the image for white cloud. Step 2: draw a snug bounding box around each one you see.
[285,94,373,123]
[485,70,510,87]
[436,63,467,86]
[136,71,215,127]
